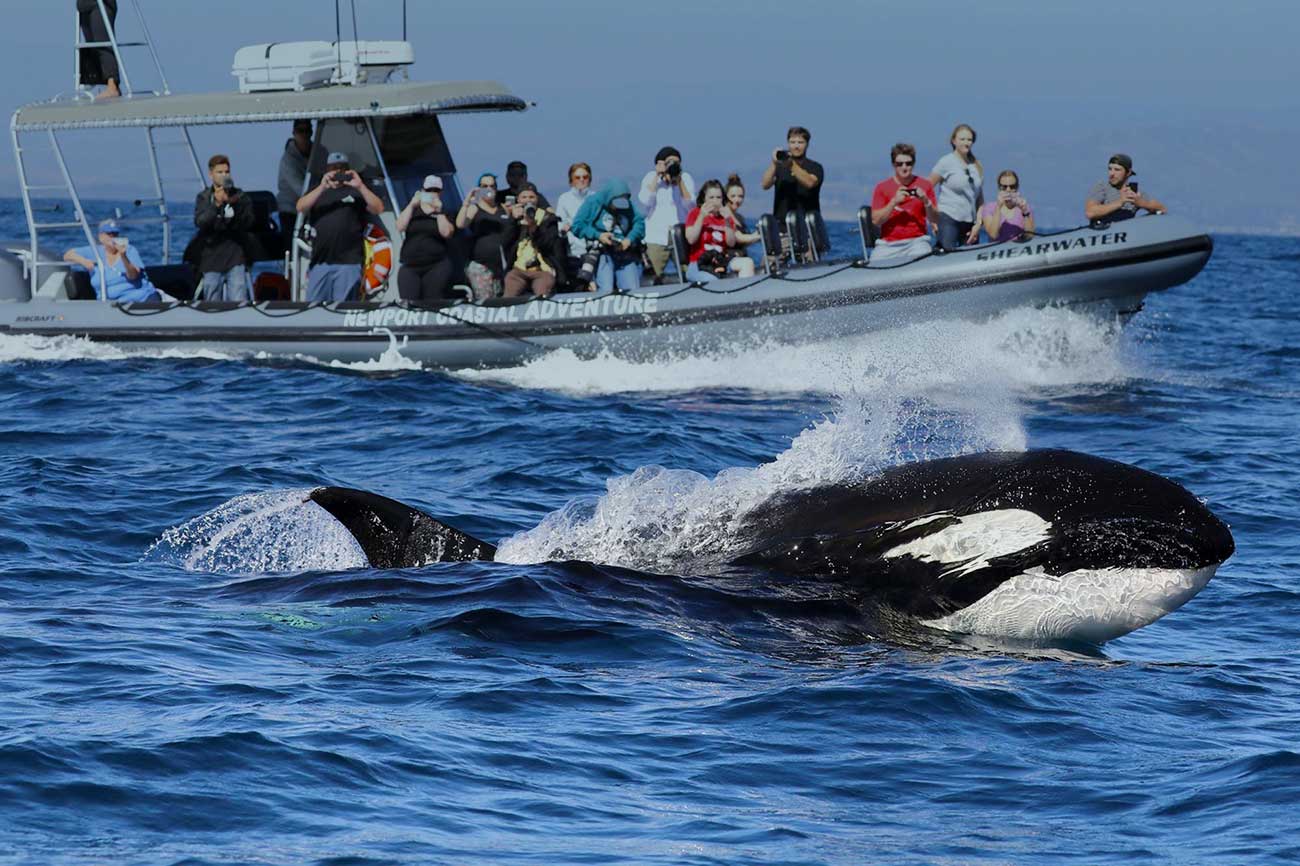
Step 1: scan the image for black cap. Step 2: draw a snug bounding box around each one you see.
[1108,153,1134,173]
[506,160,527,172]
[655,146,681,163]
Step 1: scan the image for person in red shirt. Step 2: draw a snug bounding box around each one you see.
[870,142,938,263]
[684,179,738,283]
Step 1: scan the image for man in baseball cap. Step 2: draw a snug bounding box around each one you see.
[1085,153,1166,223]
[295,151,384,302]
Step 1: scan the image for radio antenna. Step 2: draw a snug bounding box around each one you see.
[403,1,408,40]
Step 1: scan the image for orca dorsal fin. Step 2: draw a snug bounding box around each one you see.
[308,487,496,567]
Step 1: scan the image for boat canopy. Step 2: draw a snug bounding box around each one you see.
[12,80,526,132]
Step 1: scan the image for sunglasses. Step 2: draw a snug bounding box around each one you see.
[999,183,1018,191]
[572,174,590,181]
[895,159,914,167]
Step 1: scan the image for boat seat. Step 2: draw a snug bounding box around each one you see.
[145,263,198,301]
[68,270,97,300]
[803,211,831,262]
[243,190,288,262]
[858,206,877,257]
[757,214,781,271]
[669,223,690,284]
[784,211,807,263]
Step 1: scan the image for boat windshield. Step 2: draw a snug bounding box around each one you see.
[307,115,459,213]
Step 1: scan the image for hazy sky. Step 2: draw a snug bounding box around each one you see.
[2,0,1296,229]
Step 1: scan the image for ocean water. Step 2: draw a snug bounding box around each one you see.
[1,200,1298,865]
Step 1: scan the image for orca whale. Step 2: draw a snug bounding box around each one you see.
[307,449,1234,644]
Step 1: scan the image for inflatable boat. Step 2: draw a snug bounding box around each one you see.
[2,6,1211,367]
[1,214,1211,367]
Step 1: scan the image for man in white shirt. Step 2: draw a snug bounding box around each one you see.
[638,146,696,284]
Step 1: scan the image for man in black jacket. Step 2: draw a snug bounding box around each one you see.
[193,154,254,301]
[502,184,566,298]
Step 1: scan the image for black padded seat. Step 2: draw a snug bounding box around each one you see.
[145,263,198,301]
[669,223,690,283]
[68,270,97,300]
[858,206,876,256]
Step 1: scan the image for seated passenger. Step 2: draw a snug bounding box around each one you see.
[502,184,566,299]
[570,179,646,293]
[395,175,456,301]
[927,124,983,250]
[455,173,509,300]
[979,170,1036,243]
[1085,154,1167,224]
[62,218,160,303]
[295,151,385,303]
[725,175,761,276]
[870,143,938,264]
[502,160,552,210]
[556,162,594,289]
[193,154,254,302]
[684,180,739,284]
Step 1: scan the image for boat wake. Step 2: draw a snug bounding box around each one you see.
[0,332,235,364]
[459,305,1135,397]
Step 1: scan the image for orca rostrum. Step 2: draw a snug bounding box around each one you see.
[308,449,1234,644]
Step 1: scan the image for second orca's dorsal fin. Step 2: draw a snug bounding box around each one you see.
[308,487,496,567]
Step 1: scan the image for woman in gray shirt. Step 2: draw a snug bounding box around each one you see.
[928,123,984,251]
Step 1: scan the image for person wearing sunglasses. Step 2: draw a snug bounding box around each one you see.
[869,142,938,263]
[927,123,984,250]
[62,218,160,303]
[1085,153,1166,224]
[556,162,595,288]
[979,170,1036,243]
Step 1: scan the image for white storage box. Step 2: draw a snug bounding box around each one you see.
[233,41,414,93]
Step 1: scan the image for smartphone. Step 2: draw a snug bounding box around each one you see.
[505,195,516,206]
[1127,180,1139,193]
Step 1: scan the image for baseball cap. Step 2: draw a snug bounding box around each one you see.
[422,175,443,191]
[1108,153,1134,174]
[98,218,120,234]
[326,151,349,166]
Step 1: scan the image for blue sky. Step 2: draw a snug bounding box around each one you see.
[3,0,1297,230]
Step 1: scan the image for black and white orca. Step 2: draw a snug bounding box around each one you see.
[307,449,1234,644]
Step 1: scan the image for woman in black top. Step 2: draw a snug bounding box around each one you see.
[396,176,455,301]
[455,173,509,300]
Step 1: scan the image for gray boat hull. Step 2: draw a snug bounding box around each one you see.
[0,216,1211,368]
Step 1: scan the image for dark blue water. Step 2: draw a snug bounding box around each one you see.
[2,201,1298,864]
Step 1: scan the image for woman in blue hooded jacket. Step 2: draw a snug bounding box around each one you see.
[571,178,646,293]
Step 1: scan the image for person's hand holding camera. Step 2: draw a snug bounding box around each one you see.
[891,185,914,208]
[772,148,790,164]
[598,231,616,247]
[1120,185,1139,205]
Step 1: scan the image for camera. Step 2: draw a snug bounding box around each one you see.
[330,170,349,185]
[775,150,789,161]
[698,248,730,276]
[576,243,602,284]
[523,204,537,220]
[221,178,235,191]
[665,161,682,180]
[504,194,516,206]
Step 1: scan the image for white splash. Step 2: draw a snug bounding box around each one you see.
[460,305,1133,397]
[144,489,366,574]
[495,395,1026,570]
[0,332,234,364]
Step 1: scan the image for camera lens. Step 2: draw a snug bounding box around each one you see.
[666,162,681,179]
